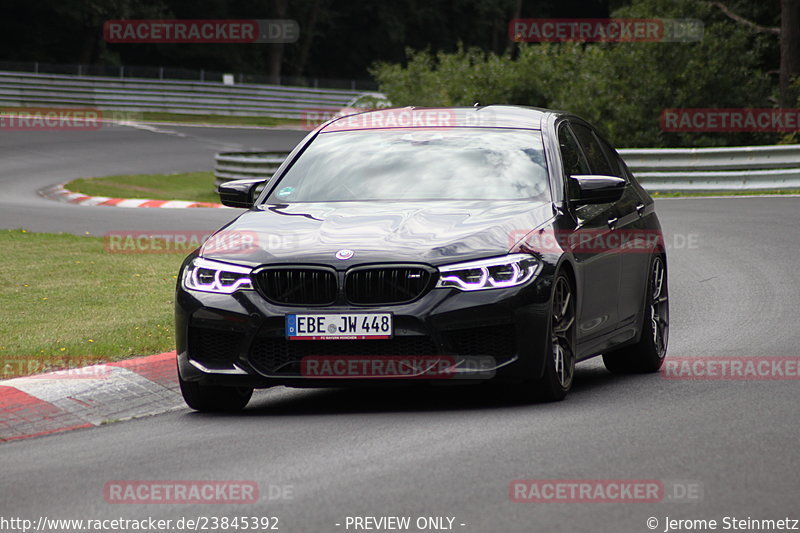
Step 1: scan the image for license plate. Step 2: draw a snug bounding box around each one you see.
[286,313,392,340]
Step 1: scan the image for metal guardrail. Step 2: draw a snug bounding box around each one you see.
[0,71,365,119]
[214,152,288,186]
[626,168,800,191]
[216,144,800,192]
[0,60,378,91]
[619,145,800,191]
[618,144,800,171]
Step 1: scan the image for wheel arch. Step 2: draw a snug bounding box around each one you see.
[553,255,578,313]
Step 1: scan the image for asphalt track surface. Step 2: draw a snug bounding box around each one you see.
[1,124,798,532]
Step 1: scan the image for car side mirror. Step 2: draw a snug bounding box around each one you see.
[569,175,626,205]
[217,179,267,208]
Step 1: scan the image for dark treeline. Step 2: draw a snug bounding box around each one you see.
[2,0,629,80]
[1,0,793,146]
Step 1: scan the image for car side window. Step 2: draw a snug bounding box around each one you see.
[557,124,591,201]
[596,135,629,181]
[570,123,614,176]
[558,124,590,178]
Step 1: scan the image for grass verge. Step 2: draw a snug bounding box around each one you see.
[0,229,183,378]
[65,172,220,204]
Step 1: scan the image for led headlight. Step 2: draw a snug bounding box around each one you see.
[183,258,253,294]
[435,254,540,291]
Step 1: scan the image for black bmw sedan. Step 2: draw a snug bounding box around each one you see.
[175,105,669,411]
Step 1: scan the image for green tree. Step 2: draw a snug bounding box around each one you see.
[372,0,777,147]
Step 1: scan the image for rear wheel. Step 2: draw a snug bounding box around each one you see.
[533,274,576,401]
[603,254,669,373]
[179,374,253,412]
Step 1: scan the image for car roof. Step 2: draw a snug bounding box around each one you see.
[318,105,554,133]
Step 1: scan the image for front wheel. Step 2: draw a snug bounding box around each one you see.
[179,374,253,412]
[603,254,669,373]
[533,273,576,401]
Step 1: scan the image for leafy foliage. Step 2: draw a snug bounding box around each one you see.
[372,0,778,147]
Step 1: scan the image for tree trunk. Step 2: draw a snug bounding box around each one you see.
[265,0,288,84]
[289,0,320,77]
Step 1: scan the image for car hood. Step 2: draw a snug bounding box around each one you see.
[201,200,553,267]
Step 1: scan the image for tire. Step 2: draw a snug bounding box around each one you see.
[603,254,669,374]
[533,273,577,401]
[179,374,253,412]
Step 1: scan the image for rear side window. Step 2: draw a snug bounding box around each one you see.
[597,136,628,180]
[570,123,614,176]
[557,124,590,177]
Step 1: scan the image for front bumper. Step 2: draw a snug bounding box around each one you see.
[176,273,554,388]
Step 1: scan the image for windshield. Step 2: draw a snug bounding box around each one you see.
[265,128,549,203]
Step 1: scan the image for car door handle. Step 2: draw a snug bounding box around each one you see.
[607,217,618,229]
[636,203,646,217]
